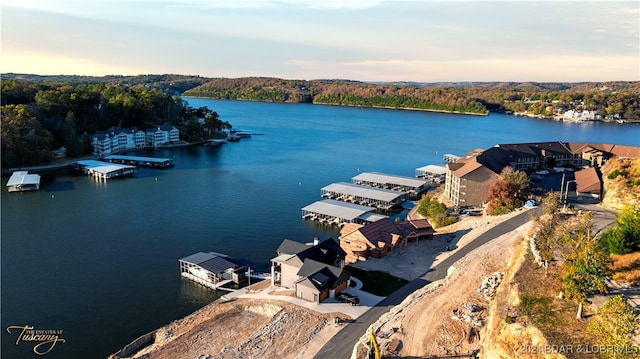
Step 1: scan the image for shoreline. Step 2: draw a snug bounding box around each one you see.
[183,95,489,116]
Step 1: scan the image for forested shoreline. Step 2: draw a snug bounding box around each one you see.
[182,77,640,119]
[1,78,225,168]
[2,73,639,168]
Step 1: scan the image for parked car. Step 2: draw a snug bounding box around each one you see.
[336,292,360,305]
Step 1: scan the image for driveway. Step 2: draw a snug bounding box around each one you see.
[314,208,540,359]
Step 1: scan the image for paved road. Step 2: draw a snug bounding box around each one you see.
[314,208,541,359]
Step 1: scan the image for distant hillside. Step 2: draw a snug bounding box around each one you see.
[3,74,639,119]
[185,77,490,115]
[184,77,640,119]
[1,73,210,96]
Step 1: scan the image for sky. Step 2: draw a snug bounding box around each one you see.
[1,0,638,82]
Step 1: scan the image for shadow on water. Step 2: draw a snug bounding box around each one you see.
[178,278,224,306]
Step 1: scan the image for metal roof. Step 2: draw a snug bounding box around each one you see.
[6,171,41,187]
[76,160,113,167]
[88,164,136,174]
[77,160,136,173]
[302,199,376,221]
[358,212,389,222]
[198,256,240,274]
[321,182,406,201]
[352,172,428,188]
[416,165,447,175]
[179,251,241,274]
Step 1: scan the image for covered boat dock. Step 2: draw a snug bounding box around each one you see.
[6,171,41,192]
[75,160,137,180]
[179,252,249,290]
[320,182,407,210]
[302,199,388,226]
[351,172,428,198]
[102,155,174,168]
[415,165,447,184]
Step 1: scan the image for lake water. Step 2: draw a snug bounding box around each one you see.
[2,99,638,358]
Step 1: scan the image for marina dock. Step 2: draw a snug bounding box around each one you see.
[75,160,137,180]
[179,252,250,290]
[6,171,41,192]
[351,172,429,198]
[102,155,174,168]
[320,182,407,210]
[415,164,447,184]
[301,199,388,226]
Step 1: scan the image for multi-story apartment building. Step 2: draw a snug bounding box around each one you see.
[90,126,180,157]
[145,126,179,147]
[444,141,639,207]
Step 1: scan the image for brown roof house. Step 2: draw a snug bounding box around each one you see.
[339,218,435,263]
[442,141,640,208]
[270,238,351,303]
[573,167,602,199]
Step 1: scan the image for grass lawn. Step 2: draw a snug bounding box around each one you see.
[345,265,409,296]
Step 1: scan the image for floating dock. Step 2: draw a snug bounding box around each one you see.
[302,199,388,226]
[415,165,447,184]
[320,182,407,210]
[179,252,250,290]
[351,172,428,198]
[75,160,137,180]
[102,155,174,168]
[6,171,41,192]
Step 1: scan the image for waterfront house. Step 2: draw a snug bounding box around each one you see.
[271,238,351,303]
[339,218,435,263]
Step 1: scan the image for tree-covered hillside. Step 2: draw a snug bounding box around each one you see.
[1,73,209,96]
[184,77,640,119]
[0,79,218,168]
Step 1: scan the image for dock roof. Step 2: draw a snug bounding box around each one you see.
[416,165,447,175]
[6,171,41,187]
[76,160,136,173]
[321,182,406,201]
[352,172,428,188]
[179,251,247,274]
[302,199,376,221]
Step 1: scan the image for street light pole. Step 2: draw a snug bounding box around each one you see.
[563,180,576,212]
